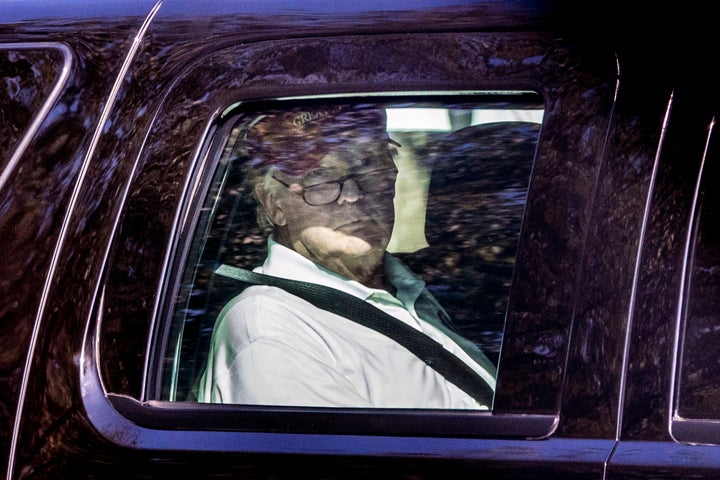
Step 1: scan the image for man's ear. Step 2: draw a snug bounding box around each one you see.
[255,181,287,226]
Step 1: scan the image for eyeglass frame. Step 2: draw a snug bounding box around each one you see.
[271,166,398,206]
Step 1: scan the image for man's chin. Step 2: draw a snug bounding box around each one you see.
[303,227,388,251]
[302,239,386,264]
[327,236,379,257]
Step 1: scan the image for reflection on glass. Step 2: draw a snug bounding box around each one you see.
[163,94,543,410]
[0,47,64,172]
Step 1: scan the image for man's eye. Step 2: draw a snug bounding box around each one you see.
[304,178,338,188]
[306,182,339,192]
[360,168,396,179]
[303,169,338,186]
[359,171,382,181]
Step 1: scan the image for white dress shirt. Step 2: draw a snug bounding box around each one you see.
[198,239,496,409]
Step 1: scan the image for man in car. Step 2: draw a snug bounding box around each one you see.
[198,104,496,409]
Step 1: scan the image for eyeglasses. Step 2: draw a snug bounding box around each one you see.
[273,167,397,206]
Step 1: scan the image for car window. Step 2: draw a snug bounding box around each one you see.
[154,94,543,408]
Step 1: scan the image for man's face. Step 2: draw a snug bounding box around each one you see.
[263,137,397,276]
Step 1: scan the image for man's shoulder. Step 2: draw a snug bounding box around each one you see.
[230,284,312,310]
[215,285,324,341]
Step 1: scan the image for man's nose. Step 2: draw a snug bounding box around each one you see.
[337,178,361,204]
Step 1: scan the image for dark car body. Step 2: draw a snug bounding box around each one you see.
[2,1,720,478]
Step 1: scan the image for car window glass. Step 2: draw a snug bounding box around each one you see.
[155,94,543,410]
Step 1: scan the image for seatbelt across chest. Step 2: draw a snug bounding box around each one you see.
[215,263,494,407]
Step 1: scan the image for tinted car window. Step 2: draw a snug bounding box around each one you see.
[156,94,543,407]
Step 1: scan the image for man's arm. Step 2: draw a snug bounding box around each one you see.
[199,286,374,407]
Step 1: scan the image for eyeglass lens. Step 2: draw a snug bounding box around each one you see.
[303,170,395,205]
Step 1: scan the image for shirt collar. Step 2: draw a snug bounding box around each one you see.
[259,238,424,308]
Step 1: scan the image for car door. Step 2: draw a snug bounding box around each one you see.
[0,13,157,476]
[606,83,720,478]
[9,2,637,478]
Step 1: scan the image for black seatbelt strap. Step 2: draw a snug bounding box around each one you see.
[215,264,494,406]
